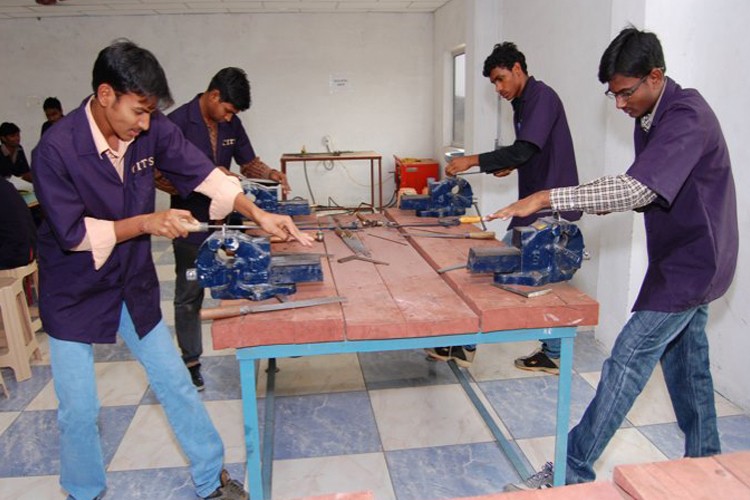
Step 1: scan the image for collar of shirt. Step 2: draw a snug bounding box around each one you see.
[639,80,667,133]
[84,95,133,181]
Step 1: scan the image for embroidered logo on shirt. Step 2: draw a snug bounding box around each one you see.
[131,156,155,173]
[222,138,236,146]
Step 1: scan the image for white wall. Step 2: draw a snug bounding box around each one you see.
[0,13,435,209]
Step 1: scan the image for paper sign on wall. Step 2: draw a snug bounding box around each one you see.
[329,74,353,94]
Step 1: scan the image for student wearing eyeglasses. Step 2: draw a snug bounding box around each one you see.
[495,26,738,490]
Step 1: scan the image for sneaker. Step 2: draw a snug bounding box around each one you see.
[514,349,559,374]
[188,363,205,391]
[425,346,476,368]
[204,469,248,499]
[504,461,555,491]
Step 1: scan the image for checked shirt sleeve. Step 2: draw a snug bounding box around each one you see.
[550,174,657,214]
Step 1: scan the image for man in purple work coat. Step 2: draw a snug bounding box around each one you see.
[32,39,312,500]
[155,67,290,391]
[428,42,581,369]
[496,27,738,490]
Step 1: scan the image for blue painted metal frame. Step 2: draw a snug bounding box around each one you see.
[235,326,576,499]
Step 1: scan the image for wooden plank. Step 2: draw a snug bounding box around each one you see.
[327,215,478,340]
[712,452,750,488]
[209,233,345,349]
[613,456,750,499]
[384,208,599,332]
[454,481,628,499]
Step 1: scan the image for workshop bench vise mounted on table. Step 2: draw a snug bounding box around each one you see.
[468,217,585,287]
[399,177,474,217]
[191,230,323,301]
[242,179,311,216]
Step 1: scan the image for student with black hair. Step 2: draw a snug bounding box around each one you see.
[41,96,64,136]
[32,39,312,500]
[427,42,580,369]
[154,67,290,390]
[499,27,738,490]
[0,122,32,182]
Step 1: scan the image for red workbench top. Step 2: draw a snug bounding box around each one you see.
[210,211,598,349]
[383,208,599,333]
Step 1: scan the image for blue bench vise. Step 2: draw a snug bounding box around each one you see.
[242,180,311,216]
[193,230,323,300]
[467,217,584,287]
[399,177,473,217]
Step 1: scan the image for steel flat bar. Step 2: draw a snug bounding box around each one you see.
[447,360,534,480]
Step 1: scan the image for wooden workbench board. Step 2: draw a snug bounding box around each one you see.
[210,213,479,348]
[383,208,599,333]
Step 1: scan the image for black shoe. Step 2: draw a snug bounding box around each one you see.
[514,349,559,374]
[188,363,205,391]
[425,346,452,362]
[204,469,248,499]
[425,346,476,368]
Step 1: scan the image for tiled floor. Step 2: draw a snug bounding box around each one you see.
[1,238,749,499]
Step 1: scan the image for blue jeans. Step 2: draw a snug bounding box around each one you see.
[566,305,719,483]
[540,338,561,359]
[49,304,225,499]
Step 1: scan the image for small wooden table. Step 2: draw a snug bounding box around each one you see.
[280,151,383,210]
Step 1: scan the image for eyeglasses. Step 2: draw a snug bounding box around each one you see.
[605,75,648,101]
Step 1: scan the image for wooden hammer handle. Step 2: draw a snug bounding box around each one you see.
[200,305,251,321]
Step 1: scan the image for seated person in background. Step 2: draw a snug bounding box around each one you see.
[0,122,32,182]
[41,96,65,136]
[0,177,36,270]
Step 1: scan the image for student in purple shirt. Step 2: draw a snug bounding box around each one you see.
[32,39,312,500]
[497,27,738,490]
[427,42,581,369]
[154,67,290,391]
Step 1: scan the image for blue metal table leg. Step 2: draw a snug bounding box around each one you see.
[239,356,264,500]
[261,358,277,498]
[553,335,574,486]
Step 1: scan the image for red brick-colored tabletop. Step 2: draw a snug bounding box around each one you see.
[613,452,750,499]
[383,208,599,333]
[210,211,598,349]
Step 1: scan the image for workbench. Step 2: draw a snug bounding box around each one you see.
[210,209,598,499]
[279,151,383,210]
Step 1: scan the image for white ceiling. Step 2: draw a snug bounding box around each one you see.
[0,0,451,18]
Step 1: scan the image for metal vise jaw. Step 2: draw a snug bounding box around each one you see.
[399,177,473,217]
[467,217,584,287]
[242,180,311,216]
[194,230,322,300]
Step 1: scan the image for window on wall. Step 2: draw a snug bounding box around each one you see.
[452,50,466,147]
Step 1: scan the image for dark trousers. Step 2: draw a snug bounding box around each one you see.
[173,239,204,365]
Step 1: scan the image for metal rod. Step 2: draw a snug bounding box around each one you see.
[262,358,277,498]
[447,360,534,480]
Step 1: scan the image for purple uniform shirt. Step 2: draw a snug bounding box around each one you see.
[511,77,580,228]
[32,97,217,343]
[168,94,256,245]
[627,78,738,312]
